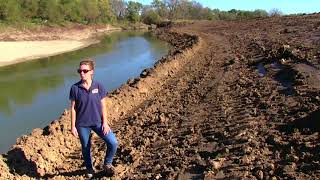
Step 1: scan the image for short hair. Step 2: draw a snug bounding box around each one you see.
[80,58,95,70]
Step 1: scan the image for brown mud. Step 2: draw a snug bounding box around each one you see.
[1,14,320,179]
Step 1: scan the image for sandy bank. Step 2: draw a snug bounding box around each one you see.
[0,40,95,67]
[0,25,121,67]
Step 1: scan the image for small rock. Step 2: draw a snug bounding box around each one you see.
[37,168,46,177]
[280,58,286,64]
[127,78,135,85]
[243,171,250,177]
[269,170,274,175]
[159,113,168,123]
[140,68,152,78]
[155,164,161,170]
[283,163,296,174]
[31,128,43,137]
[63,109,68,115]
[155,174,162,179]
[215,171,225,178]
[265,163,275,170]
[243,146,253,154]
[209,158,225,170]
[286,154,299,162]
[292,155,299,162]
[255,170,263,180]
[241,155,254,165]
[211,161,222,170]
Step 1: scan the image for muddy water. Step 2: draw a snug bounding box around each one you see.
[0,31,170,154]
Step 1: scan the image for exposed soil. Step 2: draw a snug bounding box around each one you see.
[1,14,320,179]
[0,24,120,41]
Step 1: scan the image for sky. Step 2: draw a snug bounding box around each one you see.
[133,0,320,15]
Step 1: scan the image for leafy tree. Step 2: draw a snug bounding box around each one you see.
[0,0,278,26]
[253,9,268,18]
[142,9,161,24]
[126,1,142,22]
[38,0,63,22]
[165,0,179,19]
[98,0,115,23]
[151,0,168,19]
[175,0,190,19]
[59,0,82,22]
[269,8,282,17]
[110,0,126,18]
[21,0,39,19]
[0,0,7,20]
[218,11,237,20]
[228,9,237,14]
[188,1,203,19]
[81,0,100,23]
[199,7,214,20]
[240,11,254,19]
[0,0,22,22]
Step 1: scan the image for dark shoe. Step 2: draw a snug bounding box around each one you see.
[104,164,115,176]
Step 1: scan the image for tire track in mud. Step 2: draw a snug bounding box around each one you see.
[109,36,230,179]
[105,32,268,179]
[108,17,320,178]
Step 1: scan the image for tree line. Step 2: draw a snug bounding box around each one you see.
[0,0,282,25]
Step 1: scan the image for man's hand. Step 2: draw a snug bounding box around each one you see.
[102,122,111,135]
[71,126,78,137]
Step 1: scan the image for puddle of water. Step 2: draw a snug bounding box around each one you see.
[270,62,282,70]
[256,61,294,95]
[274,67,295,95]
[257,62,267,77]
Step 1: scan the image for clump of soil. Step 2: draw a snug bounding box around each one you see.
[1,13,320,179]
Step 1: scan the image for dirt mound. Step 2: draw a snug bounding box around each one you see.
[1,14,320,179]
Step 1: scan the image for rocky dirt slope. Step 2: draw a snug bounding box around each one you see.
[1,14,320,179]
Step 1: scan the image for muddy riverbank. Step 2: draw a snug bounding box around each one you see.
[0,25,200,179]
[1,13,320,179]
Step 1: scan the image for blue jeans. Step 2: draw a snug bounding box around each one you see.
[77,124,118,171]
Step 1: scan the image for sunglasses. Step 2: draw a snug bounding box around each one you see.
[77,69,91,74]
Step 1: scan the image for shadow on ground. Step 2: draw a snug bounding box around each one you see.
[280,109,320,133]
[4,148,39,177]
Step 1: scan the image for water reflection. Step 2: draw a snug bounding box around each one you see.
[257,62,267,77]
[0,31,170,153]
[0,31,164,116]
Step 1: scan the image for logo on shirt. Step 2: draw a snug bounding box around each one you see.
[92,88,99,94]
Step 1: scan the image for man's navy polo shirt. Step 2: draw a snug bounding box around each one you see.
[69,80,107,127]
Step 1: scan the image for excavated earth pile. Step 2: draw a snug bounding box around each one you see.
[1,14,320,179]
